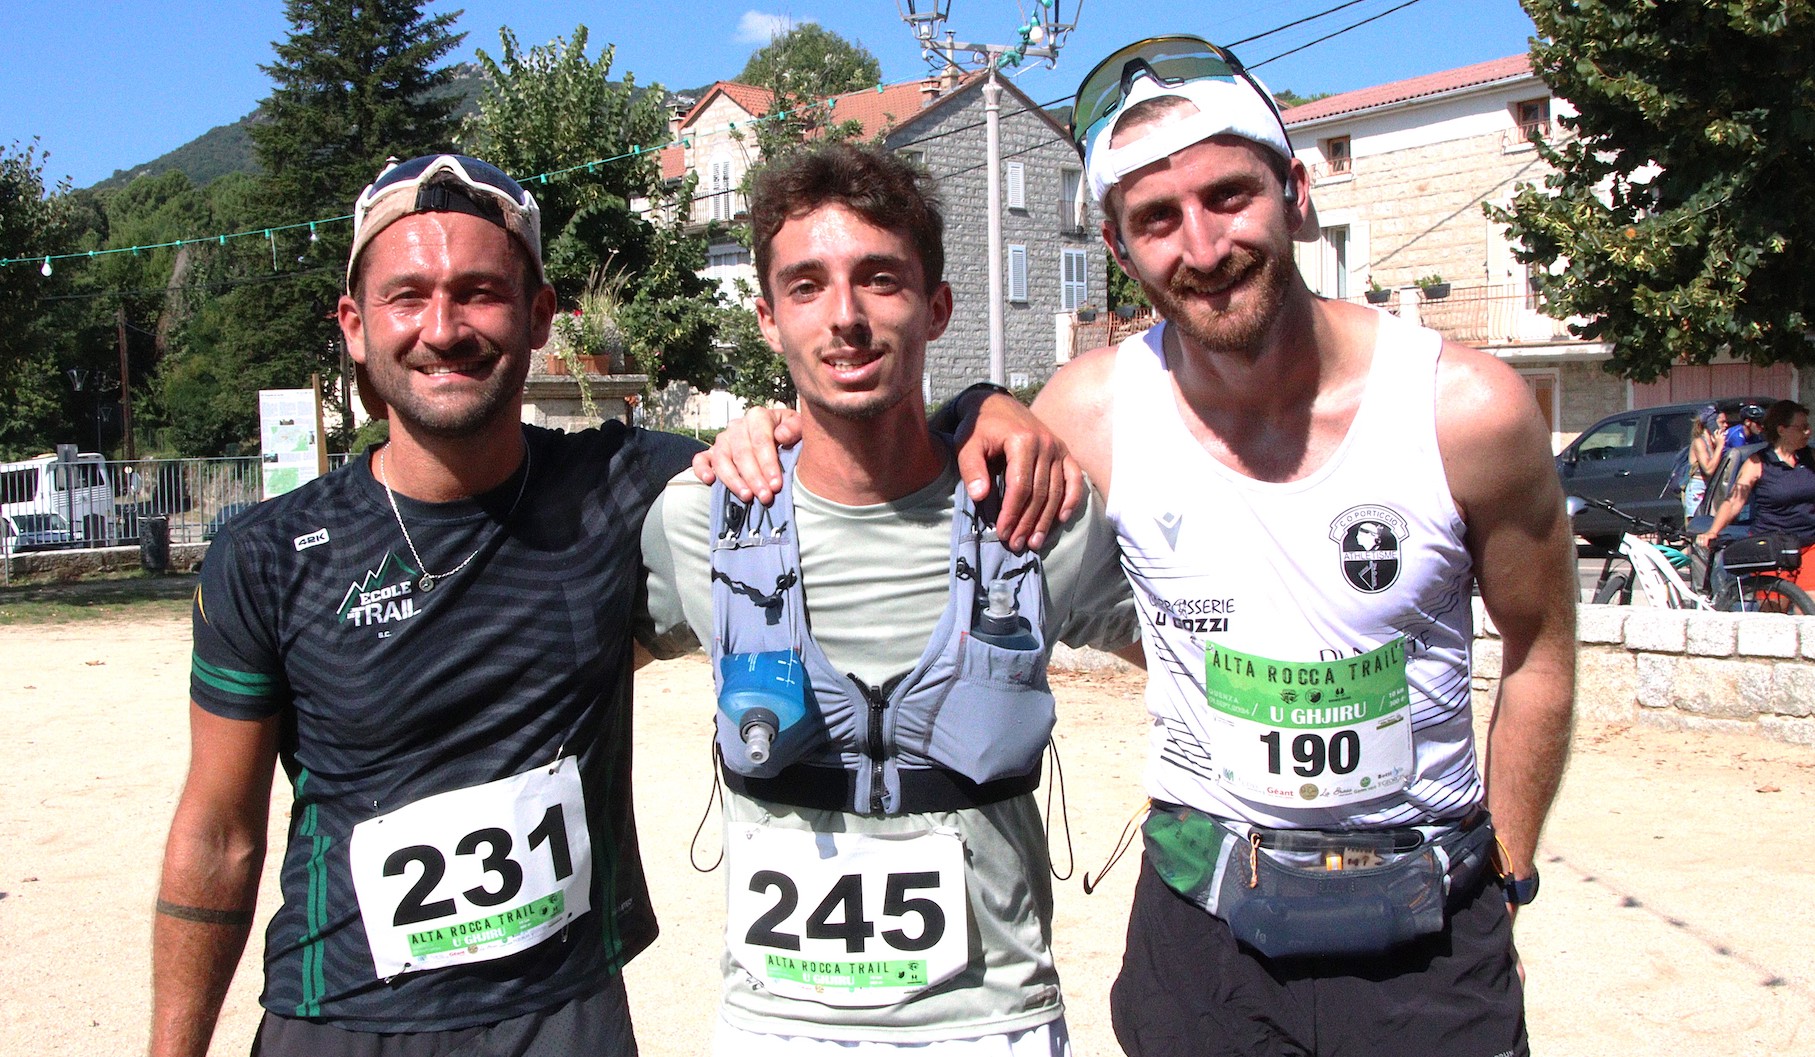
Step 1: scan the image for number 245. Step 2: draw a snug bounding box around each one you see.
[746,871,945,953]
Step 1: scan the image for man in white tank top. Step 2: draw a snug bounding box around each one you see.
[1025,35,1578,1057]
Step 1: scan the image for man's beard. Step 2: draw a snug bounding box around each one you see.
[364,336,529,439]
[1145,246,1290,355]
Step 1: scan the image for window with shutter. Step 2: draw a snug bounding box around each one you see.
[1060,249,1088,310]
[1059,168,1084,233]
[1008,244,1029,303]
[1005,161,1026,210]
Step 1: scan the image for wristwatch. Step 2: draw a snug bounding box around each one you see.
[1503,870,1540,905]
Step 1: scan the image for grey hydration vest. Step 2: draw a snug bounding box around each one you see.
[709,448,1056,816]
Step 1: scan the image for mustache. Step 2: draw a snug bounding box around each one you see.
[403,335,505,369]
[1167,249,1263,298]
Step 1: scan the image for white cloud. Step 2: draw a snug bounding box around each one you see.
[735,11,813,45]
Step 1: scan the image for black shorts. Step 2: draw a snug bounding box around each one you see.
[250,974,636,1057]
[1110,853,1526,1057]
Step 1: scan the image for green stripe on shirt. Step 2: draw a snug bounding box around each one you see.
[192,654,279,698]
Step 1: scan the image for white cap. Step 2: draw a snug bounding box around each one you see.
[1083,70,1319,242]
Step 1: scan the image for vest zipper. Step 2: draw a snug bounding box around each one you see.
[852,676,889,814]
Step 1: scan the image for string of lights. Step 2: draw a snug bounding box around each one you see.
[0,85,893,274]
[8,0,1439,277]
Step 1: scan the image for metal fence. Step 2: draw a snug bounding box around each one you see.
[2,454,350,553]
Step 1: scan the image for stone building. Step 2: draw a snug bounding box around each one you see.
[884,74,1099,398]
[1282,55,1803,447]
[656,72,1102,409]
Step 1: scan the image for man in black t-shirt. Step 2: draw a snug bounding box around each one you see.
[150,155,698,1057]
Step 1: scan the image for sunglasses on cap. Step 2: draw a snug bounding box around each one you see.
[354,154,535,228]
[1069,36,1285,153]
[347,154,543,292]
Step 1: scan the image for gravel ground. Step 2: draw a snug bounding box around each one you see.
[2,614,1810,1055]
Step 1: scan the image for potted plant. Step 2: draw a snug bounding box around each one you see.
[1364,278,1391,305]
[1074,303,1098,322]
[1415,274,1451,300]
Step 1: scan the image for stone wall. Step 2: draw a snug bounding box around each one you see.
[1471,599,1815,746]
[891,91,1099,399]
[1311,129,1552,290]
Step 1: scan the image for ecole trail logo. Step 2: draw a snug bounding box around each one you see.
[337,552,424,628]
[1328,505,1408,594]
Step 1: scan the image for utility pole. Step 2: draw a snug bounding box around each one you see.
[116,303,135,460]
[896,1,1083,386]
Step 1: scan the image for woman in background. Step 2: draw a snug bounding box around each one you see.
[1684,405,1725,519]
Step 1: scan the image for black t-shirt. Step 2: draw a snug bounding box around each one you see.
[191,422,700,1031]
[1752,446,1815,546]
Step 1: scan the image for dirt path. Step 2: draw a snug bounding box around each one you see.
[1,614,1810,1055]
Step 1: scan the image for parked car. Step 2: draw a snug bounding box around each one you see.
[1556,399,1771,551]
[202,501,258,541]
[2,512,76,553]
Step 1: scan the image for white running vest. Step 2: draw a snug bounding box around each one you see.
[1108,315,1479,829]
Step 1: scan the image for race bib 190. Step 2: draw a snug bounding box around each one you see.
[725,825,969,1008]
[348,758,592,979]
[1201,638,1414,808]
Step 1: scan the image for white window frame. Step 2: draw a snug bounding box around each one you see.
[1007,243,1029,303]
[1005,161,1026,210]
[1059,168,1085,233]
[1060,248,1089,310]
[709,158,734,222]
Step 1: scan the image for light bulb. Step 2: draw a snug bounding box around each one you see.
[40,257,51,277]
[1028,23,1046,43]
[309,224,319,243]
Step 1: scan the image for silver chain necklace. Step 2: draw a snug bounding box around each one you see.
[378,441,532,593]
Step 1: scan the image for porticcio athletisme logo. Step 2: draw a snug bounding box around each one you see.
[1328,505,1408,594]
[338,553,424,627]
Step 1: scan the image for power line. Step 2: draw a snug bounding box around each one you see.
[1252,0,1433,69]
[12,0,1440,282]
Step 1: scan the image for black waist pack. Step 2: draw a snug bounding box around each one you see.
[1722,532,1803,575]
[1143,804,1495,960]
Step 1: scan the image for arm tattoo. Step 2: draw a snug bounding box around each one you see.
[156,899,255,926]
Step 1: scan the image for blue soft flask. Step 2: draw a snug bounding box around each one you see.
[717,649,810,766]
[972,578,1039,650]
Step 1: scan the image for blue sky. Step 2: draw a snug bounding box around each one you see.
[1,0,1540,190]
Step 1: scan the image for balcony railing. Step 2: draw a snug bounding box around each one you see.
[1346,283,1579,346]
[1069,306,1160,359]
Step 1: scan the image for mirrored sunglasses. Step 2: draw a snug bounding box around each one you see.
[1070,36,1283,151]
[355,154,532,223]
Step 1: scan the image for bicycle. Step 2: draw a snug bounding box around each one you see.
[1567,496,1710,609]
[1701,531,1815,614]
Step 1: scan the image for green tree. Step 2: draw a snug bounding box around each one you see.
[462,26,724,394]
[0,140,86,458]
[1493,0,1815,380]
[252,0,465,218]
[738,22,881,94]
[717,282,794,408]
[614,179,728,393]
[145,172,342,456]
[739,23,880,161]
[461,25,670,302]
[713,25,883,407]
[151,0,467,454]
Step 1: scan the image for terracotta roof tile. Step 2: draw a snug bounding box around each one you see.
[677,81,777,130]
[659,144,683,181]
[824,78,940,139]
[1282,54,1535,125]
